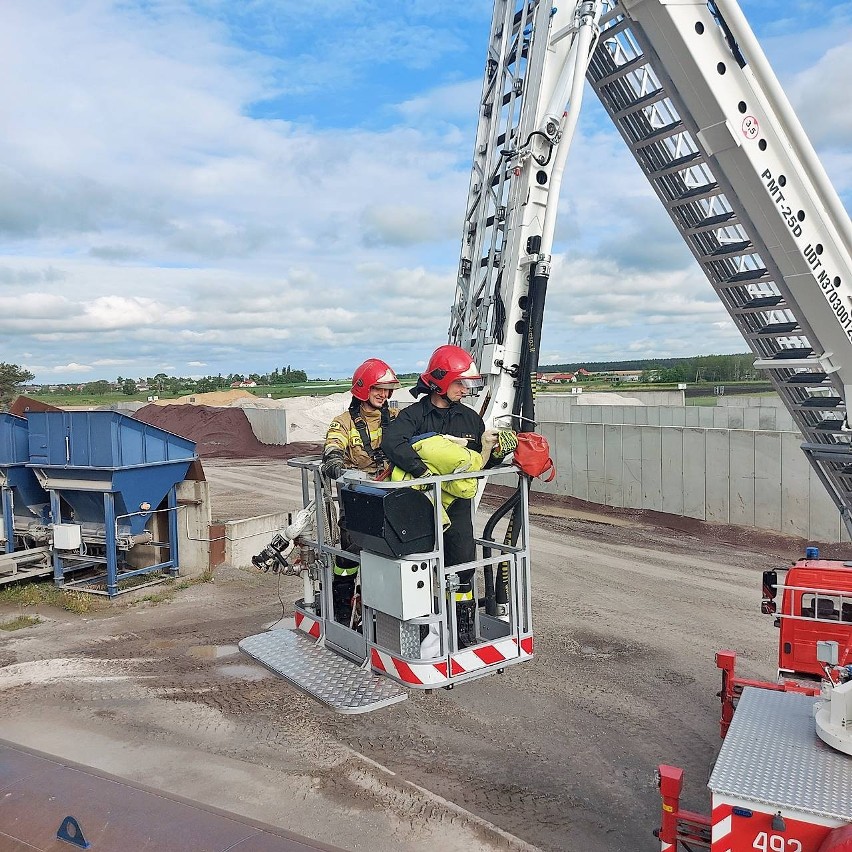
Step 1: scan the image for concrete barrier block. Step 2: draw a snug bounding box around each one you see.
[698,407,715,428]
[549,423,572,495]
[757,409,776,431]
[244,408,288,445]
[705,429,730,524]
[754,431,782,533]
[587,424,606,505]
[641,428,663,511]
[604,425,624,507]
[682,428,706,520]
[570,424,590,502]
[729,430,755,528]
[742,409,760,431]
[727,409,745,429]
[808,467,842,543]
[622,426,643,509]
[225,512,289,569]
[661,428,684,515]
[539,422,560,495]
[780,432,810,539]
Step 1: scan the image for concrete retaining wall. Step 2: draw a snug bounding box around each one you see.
[243,408,288,445]
[224,512,289,568]
[531,421,846,543]
[537,402,797,432]
[717,394,786,408]
[537,390,685,409]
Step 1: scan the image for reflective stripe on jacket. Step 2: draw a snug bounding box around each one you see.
[323,405,396,475]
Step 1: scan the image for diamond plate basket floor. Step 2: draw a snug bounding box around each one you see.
[239,629,408,714]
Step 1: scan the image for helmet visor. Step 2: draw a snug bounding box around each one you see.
[459,377,484,390]
[371,381,400,391]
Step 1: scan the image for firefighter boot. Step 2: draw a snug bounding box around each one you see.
[332,576,356,625]
[456,599,477,649]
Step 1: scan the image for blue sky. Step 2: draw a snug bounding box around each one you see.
[1,0,851,382]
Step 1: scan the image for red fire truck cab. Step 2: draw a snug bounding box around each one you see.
[762,548,852,680]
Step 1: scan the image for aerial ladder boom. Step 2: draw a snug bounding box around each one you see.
[453,0,852,536]
[451,1,604,430]
[588,0,852,535]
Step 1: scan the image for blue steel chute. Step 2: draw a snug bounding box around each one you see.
[0,413,50,554]
[26,411,197,596]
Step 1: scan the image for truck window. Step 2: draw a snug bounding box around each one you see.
[801,594,841,620]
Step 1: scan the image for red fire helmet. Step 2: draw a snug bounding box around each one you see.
[420,345,483,395]
[351,359,400,401]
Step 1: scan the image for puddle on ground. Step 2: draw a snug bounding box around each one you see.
[215,664,271,680]
[187,644,239,659]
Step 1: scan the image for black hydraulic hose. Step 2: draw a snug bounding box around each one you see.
[480,486,523,616]
[496,499,524,608]
[519,129,555,167]
[513,260,550,426]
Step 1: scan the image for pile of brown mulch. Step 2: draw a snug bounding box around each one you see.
[9,396,62,415]
[133,404,321,460]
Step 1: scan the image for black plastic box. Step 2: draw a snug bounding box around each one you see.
[340,484,435,558]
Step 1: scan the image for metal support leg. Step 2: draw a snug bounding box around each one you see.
[51,491,63,586]
[2,487,13,555]
[167,486,179,578]
[104,491,118,597]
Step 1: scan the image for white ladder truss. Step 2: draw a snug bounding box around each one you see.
[451,0,852,534]
[587,0,852,534]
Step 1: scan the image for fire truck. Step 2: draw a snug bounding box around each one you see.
[243,0,852,847]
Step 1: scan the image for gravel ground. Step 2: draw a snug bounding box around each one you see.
[0,458,807,852]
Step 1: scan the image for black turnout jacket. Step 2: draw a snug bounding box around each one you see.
[381,396,486,478]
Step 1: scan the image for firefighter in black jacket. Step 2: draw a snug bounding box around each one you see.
[381,345,499,648]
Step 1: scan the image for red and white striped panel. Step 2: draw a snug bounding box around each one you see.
[294,610,322,640]
[711,805,732,852]
[371,635,533,687]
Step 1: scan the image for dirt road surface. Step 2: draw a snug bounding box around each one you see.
[0,458,802,851]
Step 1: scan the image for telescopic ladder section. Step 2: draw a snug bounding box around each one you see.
[450,0,587,425]
[450,0,551,409]
[587,0,852,534]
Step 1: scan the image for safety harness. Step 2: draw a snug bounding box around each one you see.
[347,396,390,470]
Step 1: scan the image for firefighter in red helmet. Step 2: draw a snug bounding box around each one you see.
[321,357,400,625]
[381,345,501,648]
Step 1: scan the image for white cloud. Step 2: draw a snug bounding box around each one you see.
[0,2,847,383]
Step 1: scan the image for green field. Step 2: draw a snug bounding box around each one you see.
[22,379,776,409]
[24,382,352,408]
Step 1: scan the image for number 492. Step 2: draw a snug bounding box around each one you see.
[753,833,802,852]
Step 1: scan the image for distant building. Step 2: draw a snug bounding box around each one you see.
[609,371,642,383]
[230,380,257,388]
[537,372,576,384]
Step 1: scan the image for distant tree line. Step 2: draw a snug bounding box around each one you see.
[19,365,314,399]
[544,353,756,383]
